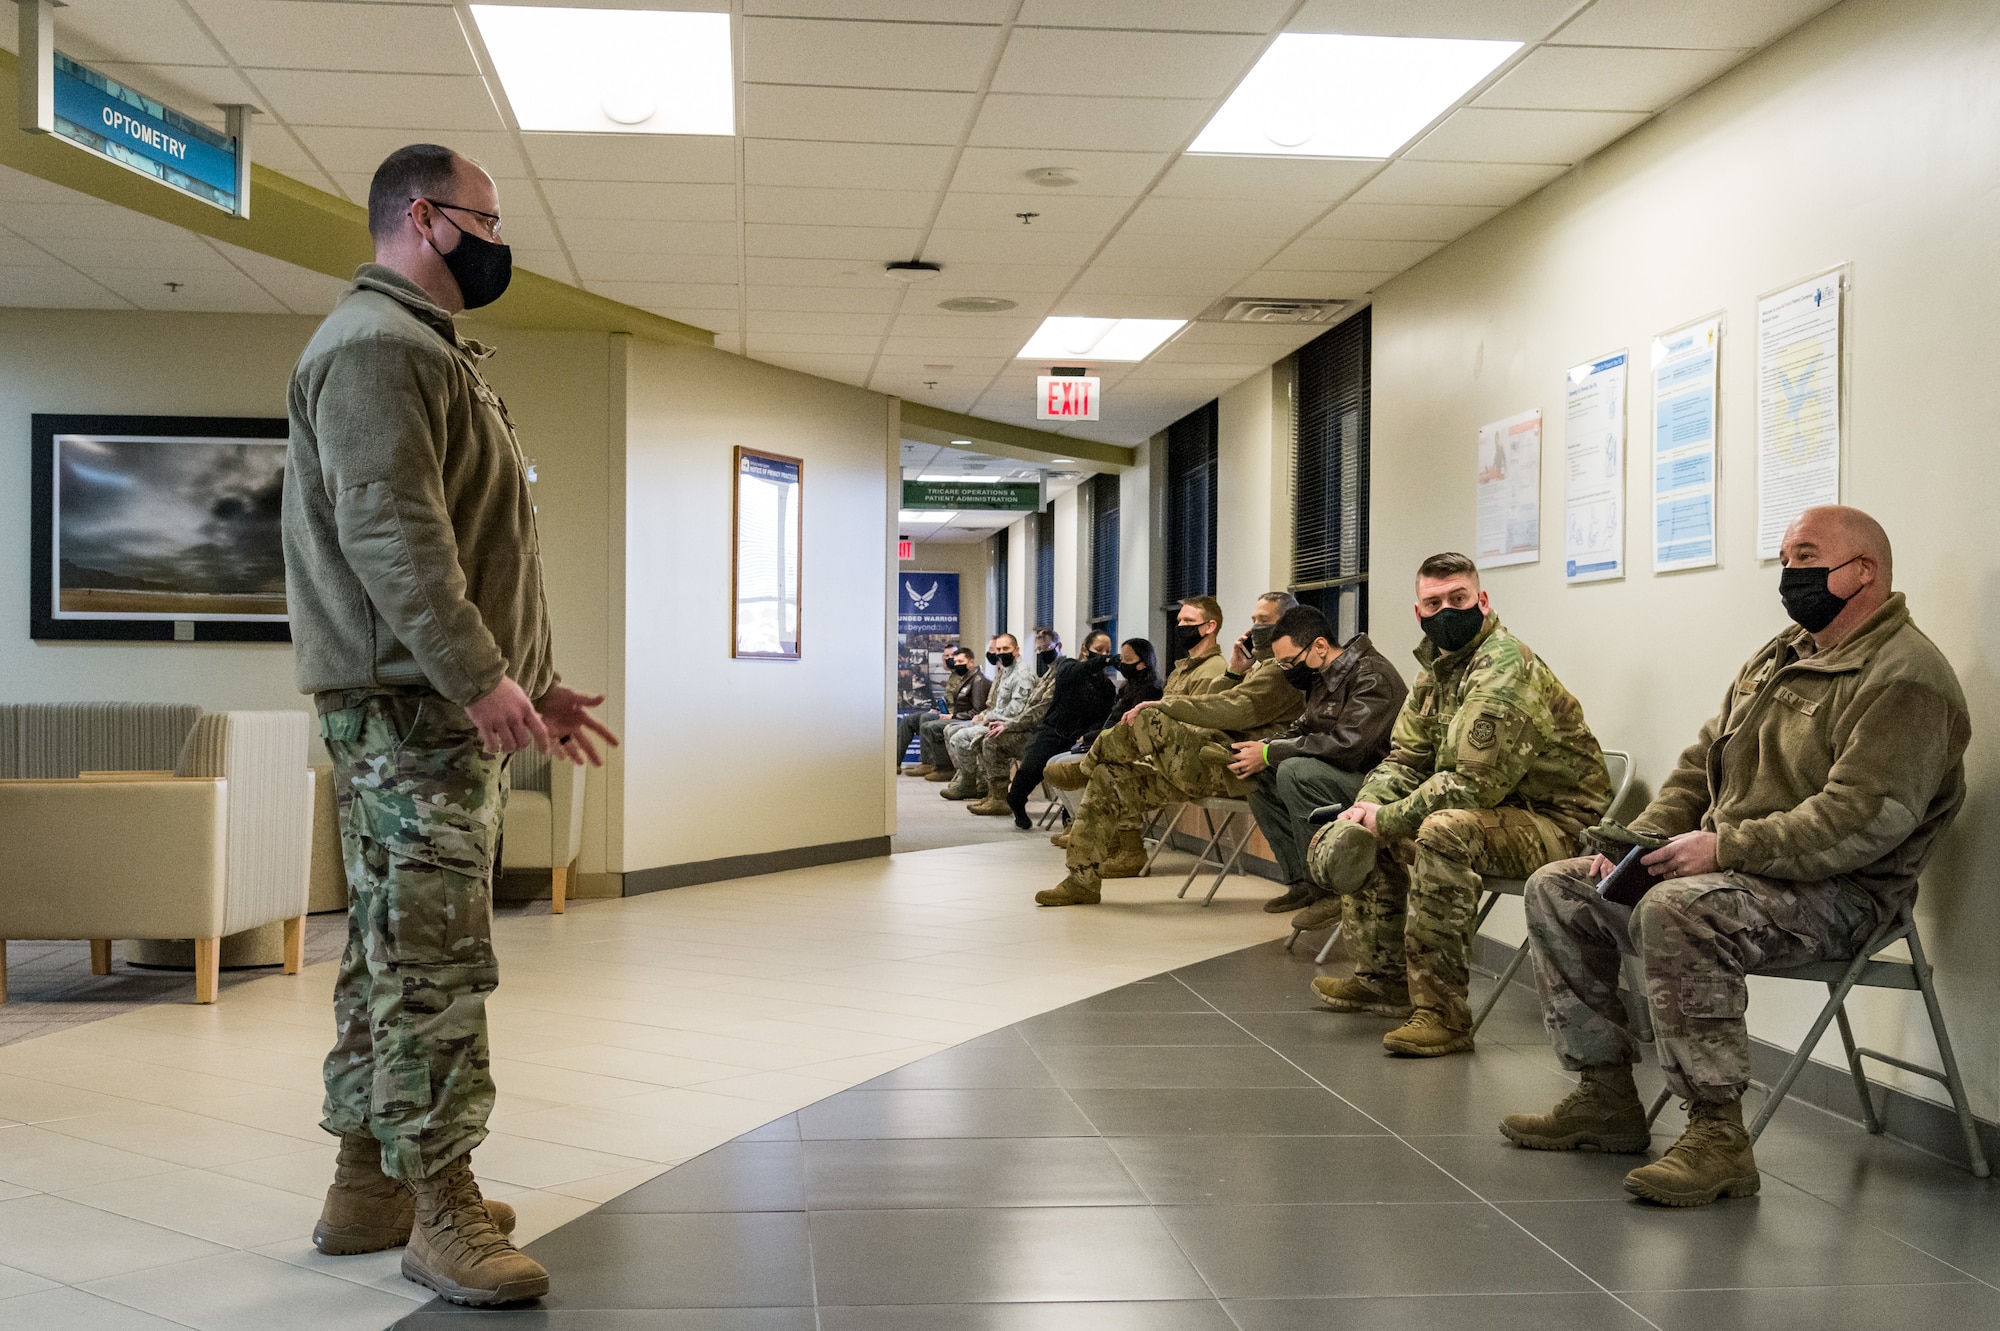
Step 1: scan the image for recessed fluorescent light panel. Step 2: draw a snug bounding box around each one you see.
[898,509,955,524]
[1190,33,1519,158]
[470,6,733,135]
[1017,317,1186,362]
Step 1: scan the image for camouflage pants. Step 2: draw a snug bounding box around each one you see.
[319,688,505,1180]
[979,723,1032,786]
[1064,709,1248,878]
[1310,808,1573,1029]
[1524,858,1881,1103]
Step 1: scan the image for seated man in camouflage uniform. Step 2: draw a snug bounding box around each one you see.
[1502,507,1969,1207]
[1037,594,1303,906]
[1302,552,1609,1057]
[969,631,1114,817]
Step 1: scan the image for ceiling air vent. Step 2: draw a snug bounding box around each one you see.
[1199,296,1348,325]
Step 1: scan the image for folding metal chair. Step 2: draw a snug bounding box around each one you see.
[1171,797,1255,906]
[1138,802,1183,876]
[1642,896,1990,1177]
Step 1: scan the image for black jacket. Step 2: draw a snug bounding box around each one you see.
[1265,633,1407,772]
[1038,657,1118,746]
[1099,669,1163,733]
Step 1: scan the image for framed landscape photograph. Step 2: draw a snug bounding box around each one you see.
[730,445,803,660]
[30,414,291,642]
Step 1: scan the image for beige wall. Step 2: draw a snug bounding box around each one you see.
[1368,0,2000,1114]
[622,339,895,874]
[1216,366,1292,623]
[903,540,988,653]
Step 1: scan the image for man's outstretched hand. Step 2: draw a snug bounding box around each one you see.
[537,683,621,766]
[466,676,551,757]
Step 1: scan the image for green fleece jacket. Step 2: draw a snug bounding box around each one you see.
[283,266,554,708]
[1631,594,1969,901]
[1154,657,1305,742]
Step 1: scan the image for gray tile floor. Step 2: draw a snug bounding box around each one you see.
[395,939,2000,1330]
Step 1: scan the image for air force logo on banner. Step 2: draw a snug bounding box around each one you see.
[906,580,939,610]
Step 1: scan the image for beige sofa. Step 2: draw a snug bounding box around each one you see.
[0,705,314,1003]
[502,748,587,913]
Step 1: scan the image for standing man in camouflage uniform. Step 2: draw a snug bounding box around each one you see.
[285,145,617,1307]
[1038,595,1303,906]
[1502,507,1968,1207]
[1302,553,1608,1056]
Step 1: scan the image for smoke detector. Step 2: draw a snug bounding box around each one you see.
[885,261,942,282]
[1024,166,1079,188]
[1198,296,1348,324]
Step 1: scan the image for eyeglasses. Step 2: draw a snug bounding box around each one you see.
[413,198,504,241]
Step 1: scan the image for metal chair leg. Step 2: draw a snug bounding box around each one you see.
[1201,815,1250,905]
[1906,923,1993,1178]
[1177,808,1227,900]
[1747,947,1877,1144]
[1471,940,1532,1035]
[1646,1086,1672,1126]
[1831,990,1882,1134]
[1314,919,1343,965]
[1140,804,1177,877]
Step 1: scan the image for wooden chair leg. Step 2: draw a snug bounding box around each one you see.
[551,864,569,915]
[90,939,112,976]
[283,916,305,974]
[194,937,220,1004]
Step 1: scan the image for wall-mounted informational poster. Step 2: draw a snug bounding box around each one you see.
[1475,408,1542,570]
[1756,270,1844,560]
[1563,350,1627,584]
[731,446,803,660]
[1651,316,1723,573]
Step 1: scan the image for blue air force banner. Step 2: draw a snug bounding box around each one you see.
[897,572,961,710]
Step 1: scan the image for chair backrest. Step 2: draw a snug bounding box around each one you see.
[177,711,313,934]
[510,746,552,794]
[0,702,201,778]
[1601,749,1634,821]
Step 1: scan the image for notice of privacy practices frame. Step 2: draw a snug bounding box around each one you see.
[1475,408,1542,570]
[731,446,803,660]
[1756,268,1846,560]
[1651,315,1724,574]
[1563,350,1627,584]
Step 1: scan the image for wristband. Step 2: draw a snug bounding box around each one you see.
[1262,743,1270,767]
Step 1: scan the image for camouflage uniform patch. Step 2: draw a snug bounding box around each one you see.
[318,687,505,1180]
[1524,857,1881,1102]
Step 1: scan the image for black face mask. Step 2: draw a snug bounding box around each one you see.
[1037,648,1059,668]
[1420,604,1486,654]
[1115,660,1147,680]
[1779,556,1861,633]
[1085,651,1111,668]
[950,662,970,676]
[1248,624,1276,654]
[1279,649,1320,692]
[990,651,1016,667]
[1172,623,1208,653]
[432,210,513,310]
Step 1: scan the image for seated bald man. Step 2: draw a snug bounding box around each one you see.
[1502,506,1970,1208]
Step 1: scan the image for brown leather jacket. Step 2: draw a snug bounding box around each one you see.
[1265,634,1407,773]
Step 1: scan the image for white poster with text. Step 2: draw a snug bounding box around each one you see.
[1756,272,1842,559]
[1475,408,1542,570]
[1651,317,1722,573]
[1564,351,1627,583]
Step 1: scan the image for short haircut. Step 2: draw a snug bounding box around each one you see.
[993,633,1019,651]
[369,144,464,239]
[1257,591,1299,613]
[1083,630,1113,653]
[1272,605,1333,653]
[1416,551,1480,586]
[1180,595,1223,630]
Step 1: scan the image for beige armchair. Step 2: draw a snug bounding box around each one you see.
[502,749,587,913]
[0,710,314,1003]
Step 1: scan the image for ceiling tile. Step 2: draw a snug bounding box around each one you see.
[30,235,232,271]
[745,284,903,313]
[744,224,922,260]
[967,95,1211,153]
[544,181,738,223]
[881,334,1025,358]
[0,234,66,267]
[1347,159,1564,206]
[668,306,737,332]
[87,266,290,314]
[923,227,1101,266]
[0,265,129,309]
[1016,0,1291,32]
[949,147,1169,197]
[746,330,884,355]
[747,309,893,336]
[747,0,1013,17]
[0,202,198,242]
[1120,195,1325,237]
[1405,108,1651,165]
[1068,265,1247,298]
[745,140,956,191]
[1554,0,1840,50]
[1288,0,1577,40]
[209,249,348,315]
[1261,235,1442,271]
[522,135,737,184]
[584,281,740,310]
[1048,291,1204,319]
[887,260,1077,293]
[45,0,227,65]
[560,219,740,256]
[1236,268,1394,298]
[744,186,935,229]
[886,313,1040,340]
[193,0,478,75]
[1094,231,1285,270]
[1477,45,1746,112]
[930,191,1131,233]
[991,28,1264,99]
[746,256,901,287]
[250,71,503,131]
[745,18,1001,91]
[744,85,974,145]
[1154,154,1378,202]
[86,64,260,121]
[292,126,525,177]
[1306,201,1501,241]
[749,350,877,380]
[572,251,739,284]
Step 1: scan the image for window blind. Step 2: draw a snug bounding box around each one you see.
[1292,308,1371,638]
[1087,470,1119,642]
[1162,398,1218,607]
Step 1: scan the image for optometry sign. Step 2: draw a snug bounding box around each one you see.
[16,0,253,217]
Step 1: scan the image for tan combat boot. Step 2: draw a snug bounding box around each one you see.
[1264,883,1314,914]
[1310,975,1413,1017]
[1499,1065,1652,1153]
[1289,896,1345,933]
[1050,827,1071,848]
[1036,870,1102,906]
[1622,1098,1760,1206]
[1383,1007,1475,1057]
[924,767,953,783]
[968,779,1013,816]
[903,763,934,778]
[403,1155,549,1306]
[1098,829,1148,878]
[314,1134,515,1256]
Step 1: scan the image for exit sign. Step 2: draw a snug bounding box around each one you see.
[897,537,913,561]
[1037,375,1100,421]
